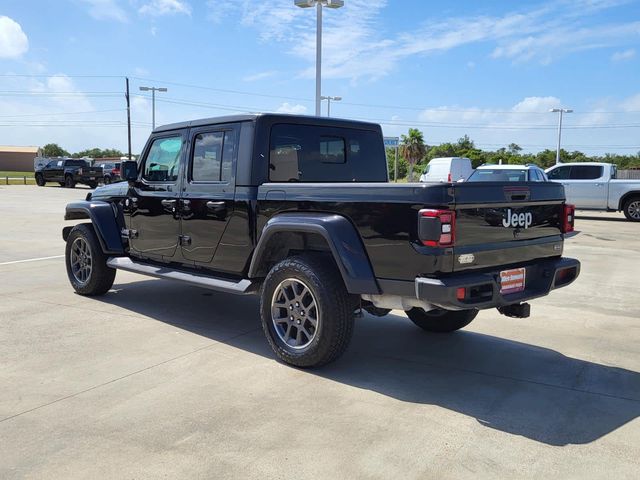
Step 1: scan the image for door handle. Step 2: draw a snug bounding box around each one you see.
[161,199,177,207]
[206,201,226,210]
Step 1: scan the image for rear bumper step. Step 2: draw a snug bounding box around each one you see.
[414,257,580,311]
[106,257,258,295]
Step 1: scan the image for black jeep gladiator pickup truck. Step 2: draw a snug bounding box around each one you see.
[62,114,580,367]
[36,158,102,188]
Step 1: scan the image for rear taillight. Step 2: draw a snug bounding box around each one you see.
[447,172,452,182]
[562,204,575,233]
[418,209,456,247]
[113,168,120,174]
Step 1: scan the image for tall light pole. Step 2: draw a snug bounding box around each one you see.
[321,95,341,116]
[139,86,168,130]
[294,0,344,116]
[549,108,572,165]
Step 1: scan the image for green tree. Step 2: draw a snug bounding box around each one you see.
[72,148,124,159]
[399,128,427,182]
[508,143,522,155]
[42,143,69,157]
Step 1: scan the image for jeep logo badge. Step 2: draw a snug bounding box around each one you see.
[502,209,532,229]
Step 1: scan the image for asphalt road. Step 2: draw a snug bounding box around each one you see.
[1,185,639,479]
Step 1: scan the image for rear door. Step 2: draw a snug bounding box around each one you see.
[565,165,607,209]
[179,124,239,264]
[128,131,187,261]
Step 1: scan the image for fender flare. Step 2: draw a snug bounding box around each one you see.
[64,201,124,254]
[618,190,640,211]
[248,213,379,295]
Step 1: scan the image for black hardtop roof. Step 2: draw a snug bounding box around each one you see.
[154,113,381,133]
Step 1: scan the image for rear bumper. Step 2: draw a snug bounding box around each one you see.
[377,257,580,311]
[414,257,580,310]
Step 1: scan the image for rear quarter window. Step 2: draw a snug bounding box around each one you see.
[269,124,387,182]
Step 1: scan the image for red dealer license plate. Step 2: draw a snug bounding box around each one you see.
[500,268,526,294]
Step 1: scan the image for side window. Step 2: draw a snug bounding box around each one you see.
[319,136,346,164]
[547,166,570,180]
[191,130,236,183]
[142,135,183,182]
[569,165,603,180]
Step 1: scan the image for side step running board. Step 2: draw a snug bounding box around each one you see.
[107,257,258,295]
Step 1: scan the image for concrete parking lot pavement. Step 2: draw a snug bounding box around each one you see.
[1,185,639,479]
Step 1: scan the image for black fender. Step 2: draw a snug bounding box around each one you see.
[248,213,379,295]
[63,201,124,254]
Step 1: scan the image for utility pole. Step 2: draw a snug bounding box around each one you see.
[125,77,132,160]
[549,108,573,165]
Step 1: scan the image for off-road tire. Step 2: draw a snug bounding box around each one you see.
[64,175,76,188]
[260,255,355,368]
[88,181,98,189]
[35,173,45,186]
[65,223,116,296]
[622,197,640,222]
[405,308,478,333]
[103,176,111,185]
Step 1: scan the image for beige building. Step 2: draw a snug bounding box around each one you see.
[0,146,42,172]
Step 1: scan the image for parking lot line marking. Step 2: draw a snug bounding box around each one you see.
[0,255,64,266]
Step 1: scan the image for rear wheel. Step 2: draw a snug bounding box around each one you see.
[65,223,116,296]
[64,175,76,188]
[88,181,98,189]
[35,173,45,186]
[623,197,640,222]
[260,255,355,368]
[405,308,478,333]
[103,176,111,185]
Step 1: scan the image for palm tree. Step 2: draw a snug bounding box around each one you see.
[400,128,427,182]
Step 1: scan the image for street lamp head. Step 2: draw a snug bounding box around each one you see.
[158,88,168,92]
[139,86,150,91]
[333,96,342,101]
[294,0,344,7]
[549,108,572,113]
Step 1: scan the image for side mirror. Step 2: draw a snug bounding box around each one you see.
[121,161,138,182]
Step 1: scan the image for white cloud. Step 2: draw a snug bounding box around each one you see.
[78,0,129,23]
[216,0,640,81]
[611,48,636,61]
[139,0,191,16]
[206,0,237,24]
[0,16,29,59]
[276,103,307,114]
[242,71,276,82]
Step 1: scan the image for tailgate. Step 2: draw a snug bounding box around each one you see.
[451,182,566,272]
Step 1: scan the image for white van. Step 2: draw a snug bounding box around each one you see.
[419,157,473,183]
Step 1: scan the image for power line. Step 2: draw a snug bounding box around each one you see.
[0,108,126,118]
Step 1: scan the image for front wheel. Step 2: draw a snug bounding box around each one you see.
[64,175,76,188]
[260,255,355,368]
[623,197,640,222]
[65,223,116,295]
[405,308,478,333]
[35,173,45,186]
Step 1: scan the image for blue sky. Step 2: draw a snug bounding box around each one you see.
[0,0,639,155]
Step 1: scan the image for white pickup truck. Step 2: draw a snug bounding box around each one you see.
[546,162,640,221]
